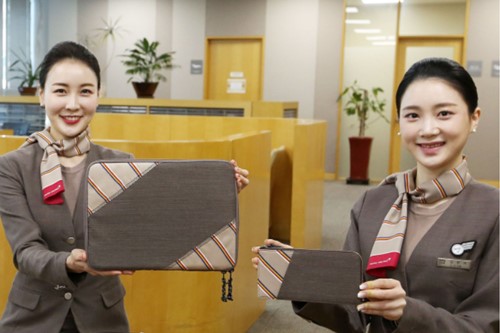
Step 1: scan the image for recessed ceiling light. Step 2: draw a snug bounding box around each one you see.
[372,41,396,46]
[354,28,382,34]
[346,19,371,25]
[346,6,359,13]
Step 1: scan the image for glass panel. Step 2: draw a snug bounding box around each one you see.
[400,0,466,36]
[3,0,31,92]
[340,1,398,180]
[399,45,456,171]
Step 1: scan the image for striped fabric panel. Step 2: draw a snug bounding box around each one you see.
[21,129,91,205]
[167,220,237,271]
[257,249,293,299]
[87,162,158,215]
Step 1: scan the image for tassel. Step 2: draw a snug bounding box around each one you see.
[227,270,233,301]
[221,272,228,302]
[221,271,234,302]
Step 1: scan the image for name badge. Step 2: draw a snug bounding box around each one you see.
[436,257,471,270]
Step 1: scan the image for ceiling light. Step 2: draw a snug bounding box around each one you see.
[372,41,396,46]
[346,19,371,25]
[354,28,381,34]
[346,6,359,13]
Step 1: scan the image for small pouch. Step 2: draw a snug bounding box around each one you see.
[84,159,239,301]
[257,247,363,304]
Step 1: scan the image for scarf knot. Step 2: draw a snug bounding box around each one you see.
[366,159,471,278]
[21,128,91,205]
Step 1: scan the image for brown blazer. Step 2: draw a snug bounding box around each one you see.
[0,143,132,333]
[294,181,499,333]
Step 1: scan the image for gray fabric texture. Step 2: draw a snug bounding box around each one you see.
[275,249,363,305]
[85,160,238,270]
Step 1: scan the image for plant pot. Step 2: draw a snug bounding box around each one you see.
[18,86,37,96]
[132,82,158,98]
[347,136,373,185]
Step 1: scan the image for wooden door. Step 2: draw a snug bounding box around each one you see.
[205,37,264,101]
[389,37,464,173]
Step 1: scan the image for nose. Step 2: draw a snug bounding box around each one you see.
[66,94,80,110]
[419,117,439,137]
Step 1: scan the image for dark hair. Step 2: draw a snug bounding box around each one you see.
[395,57,478,116]
[39,41,101,90]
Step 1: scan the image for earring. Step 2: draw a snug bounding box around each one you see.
[472,128,477,133]
[397,132,401,136]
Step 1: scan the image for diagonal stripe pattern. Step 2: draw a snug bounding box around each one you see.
[257,249,293,299]
[167,220,237,271]
[87,162,158,215]
[366,158,472,278]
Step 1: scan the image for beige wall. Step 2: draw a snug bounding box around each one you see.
[206,0,266,36]
[465,0,499,181]
[171,0,206,100]
[314,0,344,173]
[400,3,466,36]
[33,0,500,181]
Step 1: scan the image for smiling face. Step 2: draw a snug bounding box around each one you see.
[39,58,98,141]
[399,78,480,184]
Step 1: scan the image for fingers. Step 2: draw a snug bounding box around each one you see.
[264,239,293,248]
[356,279,406,321]
[231,160,250,193]
[251,257,260,269]
[66,249,133,277]
[358,280,406,300]
[357,299,406,321]
[250,239,293,270]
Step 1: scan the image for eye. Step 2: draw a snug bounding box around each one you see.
[53,88,66,94]
[438,110,453,118]
[81,88,94,95]
[403,112,419,120]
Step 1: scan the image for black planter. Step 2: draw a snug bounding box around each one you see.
[132,82,159,98]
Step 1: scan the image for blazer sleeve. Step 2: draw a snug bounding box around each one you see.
[0,154,77,288]
[292,191,369,333]
[396,216,499,333]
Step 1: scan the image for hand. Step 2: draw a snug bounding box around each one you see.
[231,160,250,193]
[251,239,293,269]
[66,249,134,277]
[356,278,406,321]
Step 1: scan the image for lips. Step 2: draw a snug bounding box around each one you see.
[417,141,445,155]
[61,115,82,125]
[418,142,444,148]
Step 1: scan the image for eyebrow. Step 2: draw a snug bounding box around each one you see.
[401,102,458,111]
[51,82,96,87]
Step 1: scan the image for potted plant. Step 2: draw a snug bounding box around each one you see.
[121,37,175,98]
[337,80,389,184]
[8,49,41,96]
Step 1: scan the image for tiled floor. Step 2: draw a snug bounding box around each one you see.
[247,180,374,333]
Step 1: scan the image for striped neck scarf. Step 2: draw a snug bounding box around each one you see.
[21,128,91,205]
[366,158,471,278]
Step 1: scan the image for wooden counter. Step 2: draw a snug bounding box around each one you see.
[0,131,271,332]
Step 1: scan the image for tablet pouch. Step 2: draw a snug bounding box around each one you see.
[84,159,238,301]
[257,247,363,304]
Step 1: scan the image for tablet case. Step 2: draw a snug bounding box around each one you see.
[84,159,238,274]
[257,247,363,305]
